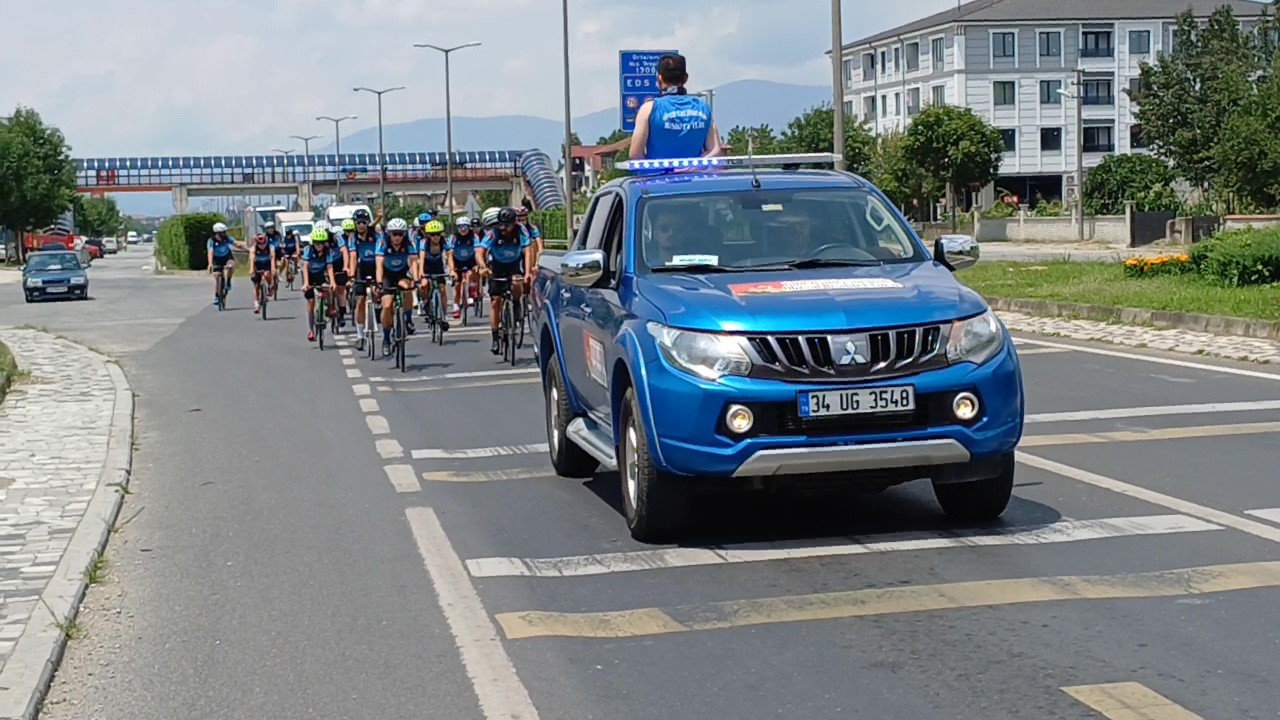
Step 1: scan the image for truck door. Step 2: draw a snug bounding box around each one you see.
[558,192,619,411]
[577,196,627,418]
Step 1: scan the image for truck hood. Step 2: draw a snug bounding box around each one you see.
[635,263,988,333]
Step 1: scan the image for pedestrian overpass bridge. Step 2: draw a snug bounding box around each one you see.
[73,149,567,212]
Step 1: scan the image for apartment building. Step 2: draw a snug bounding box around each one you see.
[838,0,1269,206]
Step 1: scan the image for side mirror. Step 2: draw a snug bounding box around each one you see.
[560,249,605,288]
[934,235,979,272]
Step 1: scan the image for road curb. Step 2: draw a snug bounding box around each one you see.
[0,356,133,720]
[989,297,1280,341]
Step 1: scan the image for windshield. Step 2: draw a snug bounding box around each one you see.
[636,187,923,272]
[28,254,79,272]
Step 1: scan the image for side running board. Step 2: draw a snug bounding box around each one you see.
[566,418,618,471]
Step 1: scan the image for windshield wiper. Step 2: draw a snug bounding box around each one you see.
[783,257,883,268]
[650,263,742,273]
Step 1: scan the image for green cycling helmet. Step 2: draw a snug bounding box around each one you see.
[310,227,330,243]
[341,218,356,232]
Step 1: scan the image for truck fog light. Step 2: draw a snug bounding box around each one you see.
[725,404,754,434]
[952,392,980,421]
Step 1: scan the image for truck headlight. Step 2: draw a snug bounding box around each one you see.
[946,309,1004,366]
[647,322,751,380]
[70,276,86,285]
[25,278,42,287]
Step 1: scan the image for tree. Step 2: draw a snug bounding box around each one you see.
[867,132,943,221]
[0,107,77,263]
[74,196,124,238]
[725,124,781,155]
[1214,65,1280,211]
[901,104,1004,228]
[777,104,874,172]
[477,190,508,209]
[1082,154,1181,215]
[558,132,582,166]
[596,129,630,146]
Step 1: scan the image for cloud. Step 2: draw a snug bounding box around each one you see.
[2,0,957,156]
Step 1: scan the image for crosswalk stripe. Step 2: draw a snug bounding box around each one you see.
[383,464,421,493]
[465,515,1222,578]
[1244,508,1280,525]
[1026,399,1280,423]
[388,377,541,392]
[1021,421,1280,447]
[412,443,549,459]
[1062,682,1203,720]
[494,560,1280,640]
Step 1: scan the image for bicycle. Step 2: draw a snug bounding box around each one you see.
[257,273,270,320]
[363,285,380,361]
[390,286,409,372]
[284,257,298,290]
[461,270,484,325]
[212,267,229,311]
[491,277,518,366]
[313,284,332,350]
[426,274,450,345]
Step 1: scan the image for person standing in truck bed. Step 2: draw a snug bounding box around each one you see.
[628,53,722,162]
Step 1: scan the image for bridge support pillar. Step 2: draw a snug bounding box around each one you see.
[508,177,527,210]
[171,186,189,215]
[296,183,313,211]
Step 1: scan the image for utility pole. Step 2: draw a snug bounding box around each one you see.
[414,42,481,218]
[317,115,357,201]
[561,0,575,239]
[272,148,295,184]
[1074,67,1085,244]
[290,134,321,183]
[354,86,406,215]
[831,0,847,171]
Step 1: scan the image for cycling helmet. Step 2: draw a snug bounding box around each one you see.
[417,212,433,226]
[341,218,356,232]
[481,207,501,228]
[455,216,471,228]
[385,218,409,233]
[425,220,445,234]
[264,221,276,229]
[353,209,373,224]
[310,227,330,243]
[496,207,518,227]
[212,222,228,233]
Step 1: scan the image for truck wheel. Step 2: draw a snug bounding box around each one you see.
[619,387,692,543]
[932,453,1015,522]
[544,357,598,478]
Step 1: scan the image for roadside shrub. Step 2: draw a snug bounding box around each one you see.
[530,209,568,242]
[0,340,15,404]
[157,213,225,270]
[1189,227,1280,287]
[1122,253,1193,278]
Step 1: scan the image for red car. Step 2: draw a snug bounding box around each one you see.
[81,239,105,259]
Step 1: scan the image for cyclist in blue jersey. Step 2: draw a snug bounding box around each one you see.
[206,222,240,304]
[417,219,451,331]
[277,228,300,283]
[447,216,480,319]
[376,218,418,357]
[260,222,284,296]
[515,207,543,263]
[628,53,722,162]
[331,218,356,328]
[477,207,532,355]
[302,228,338,343]
[347,214,382,352]
[248,231,276,314]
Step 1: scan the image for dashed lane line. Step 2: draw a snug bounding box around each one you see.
[345,368,363,379]
[342,358,357,366]
[376,438,405,459]
[465,514,1221,578]
[412,443,549,460]
[1015,347,1073,356]
[353,383,372,396]
[1026,399,1280,423]
[366,415,390,435]
[493,560,1280,640]
[383,464,422,493]
[1021,421,1280,447]
[359,398,380,413]
[423,468,553,483]
[339,348,353,357]
[1062,682,1203,720]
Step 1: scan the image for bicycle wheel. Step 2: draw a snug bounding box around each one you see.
[395,299,407,372]
[316,303,326,351]
[515,295,527,349]
[367,294,378,361]
[216,275,225,311]
[260,281,269,320]
[502,297,516,366]
[435,288,446,346]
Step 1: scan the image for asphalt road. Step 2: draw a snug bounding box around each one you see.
[9,249,1280,719]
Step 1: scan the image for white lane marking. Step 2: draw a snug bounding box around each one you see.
[465,514,1222,578]
[346,368,363,379]
[391,378,541,393]
[359,398,380,413]
[342,358,357,366]
[1244,508,1280,525]
[339,348,353,357]
[1016,347,1073,356]
[405,507,540,719]
[383,464,422,493]
[1013,336,1280,381]
[1018,452,1280,544]
[1026,399,1280,424]
[376,438,405,459]
[353,383,372,396]
[412,443,549,460]
[366,415,390,435]
[370,368,539,383]
[423,468,552,483]
[450,328,497,336]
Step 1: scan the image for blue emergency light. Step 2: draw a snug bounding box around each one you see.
[615,152,838,173]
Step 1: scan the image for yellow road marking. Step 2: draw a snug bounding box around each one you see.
[1062,682,1203,719]
[494,560,1280,640]
[1022,420,1280,448]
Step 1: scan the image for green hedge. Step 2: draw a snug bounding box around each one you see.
[1190,226,1280,287]
[530,210,568,242]
[158,213,226,270]
[0,340,15,405]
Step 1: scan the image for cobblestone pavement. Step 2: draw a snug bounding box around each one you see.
[999,311,1280,364]
[0,329,120,676]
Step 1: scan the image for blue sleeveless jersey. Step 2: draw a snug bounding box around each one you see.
[645,93,711,160]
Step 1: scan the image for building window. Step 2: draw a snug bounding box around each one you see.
[863,96,876,120]
[1081,30,1114,58]
[862,53,874,81]
[882,94,889,115]
[893,47,901,72]
[931,84,946,106]
[993,81,1017,106]
[906,42,920,72]
[1083,125,1114,152]
[1040,79,1063,104]
[1127,76,1151,101]
[1040,127,1062,151]
[844,100,854,118]
[1129,30,1151,54]
[1131,124,1149,148]
[1038,31,1061,57]
[907,87,921,115]
[992,32,1016,59]
[894,92,902,116]
[932,37,945,71]
[880,50,888,75]
[1000,129,1017,153]
[843,58,854,86]
[1082,78,1114,105]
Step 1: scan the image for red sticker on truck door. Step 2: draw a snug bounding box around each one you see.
[584,333,607,386]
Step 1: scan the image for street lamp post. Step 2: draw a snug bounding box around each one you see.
[413,41,481,218]
[317,115,357,201]
[831,0,847,171]
[272,148,296,184]
[289,134,321,183]
[561,0,574,240]
[353,86,406,214]
[1058,68,1086,243]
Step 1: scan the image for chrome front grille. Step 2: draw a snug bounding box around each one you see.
[743,324,949,381]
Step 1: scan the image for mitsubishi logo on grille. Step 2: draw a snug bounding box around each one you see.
[832,334,869,366]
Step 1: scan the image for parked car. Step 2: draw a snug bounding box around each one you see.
[102,237,121,254]
[23,251,89,302]
[82,238,105,259]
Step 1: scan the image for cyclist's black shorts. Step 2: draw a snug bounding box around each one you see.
[352,263,378,297]
[304,283,331,301]
[382,270,412,293]
[333,269,350,286]
[453,260,476,280]
[280,246,298,259]
[251,268,271,283]
[488,260,522,296]
[211,256,233,272]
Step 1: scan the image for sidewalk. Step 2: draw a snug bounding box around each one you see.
[978,241,1173,263]
[0,329,133,720]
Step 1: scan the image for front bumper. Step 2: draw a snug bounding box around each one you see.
[641,339,1024,479]
[26,284,86,299]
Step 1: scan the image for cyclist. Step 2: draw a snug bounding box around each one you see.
[417,219,451,331]
[476,207,532,355]
[261,222,284,295]
[332,218,356,328]
[376,218,418,357]
[278,228,300,285]
[515,207,543,263]
[447,216,480,319]
[348,214,382,352]
[206,222,238,304]
[248,231,277,314]
[302,227,338,343]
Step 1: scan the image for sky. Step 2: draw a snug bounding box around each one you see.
[1,0,962,158]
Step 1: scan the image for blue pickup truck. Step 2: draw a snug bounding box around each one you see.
[531,154,1024,542]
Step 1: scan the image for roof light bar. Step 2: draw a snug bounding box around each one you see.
[615,152,838,172]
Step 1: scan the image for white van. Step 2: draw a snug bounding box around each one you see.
[326,203,373,226]
[275,211,316,241]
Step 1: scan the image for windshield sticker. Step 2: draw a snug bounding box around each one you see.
[761,204,784,212]
[728,278,904,296]
[667,254,720,266]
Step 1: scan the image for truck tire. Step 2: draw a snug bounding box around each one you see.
[932,453,1015,522]
[544,356,598,478]
[619,387,692,543]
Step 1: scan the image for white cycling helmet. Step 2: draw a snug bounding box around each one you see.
[481,207,501,227]
[212,222,228,233]
[385,218,409,232]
